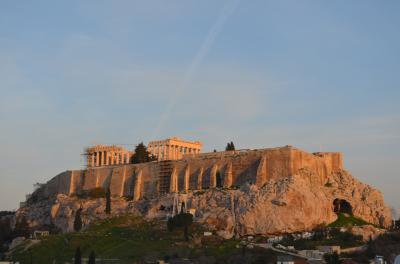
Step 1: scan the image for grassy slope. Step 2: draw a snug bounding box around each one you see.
[10,215,278,264]
[12,213,370,263]
[278,214,371,250]
[328,213,370,228]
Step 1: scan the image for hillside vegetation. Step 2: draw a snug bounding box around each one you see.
[328,213,370,227]
[9,215,279,264]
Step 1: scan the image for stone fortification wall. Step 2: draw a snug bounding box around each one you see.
[39,146,343,200]
[44,171,73,197]
[290,149,343,185]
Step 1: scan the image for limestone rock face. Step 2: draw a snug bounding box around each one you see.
[16,169,391,238]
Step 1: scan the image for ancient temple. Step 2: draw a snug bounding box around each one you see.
[85,145,133,167]
[148,137,202,161]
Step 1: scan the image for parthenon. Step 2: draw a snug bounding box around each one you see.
[148,137,202,161]
[85,145,133,167]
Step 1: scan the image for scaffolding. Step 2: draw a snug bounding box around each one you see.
[158,161,173,194]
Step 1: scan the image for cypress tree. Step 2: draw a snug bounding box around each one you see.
[88,250,96,264]
[171,213,193,241]
[131,142,155,163]
[14,216,30,238]
[105,188,111,215]
[230,141,235,150]
[73,208,82,232]
[225,141,236,151]
[323,252,340,264]
[74,246,81,264]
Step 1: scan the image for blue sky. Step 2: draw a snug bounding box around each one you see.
[0,0,399,213]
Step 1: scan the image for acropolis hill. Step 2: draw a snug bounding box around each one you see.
[42,145,343,199]
[18,138,392,238]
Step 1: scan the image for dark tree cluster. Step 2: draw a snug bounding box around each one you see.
[74,247,96,264]
[131,142,157,164]
[225,141,235,151]
[14,216,30,238]
[74,208,83,232]
[0,211,15,217]
[1,216,31,255]
[74,246,81,264]
[105,188,111,215]
[394,219,400,230]
[324,252,340,264]
[0,218,13,253]
[364,231,400,262]
[167,213,193,241]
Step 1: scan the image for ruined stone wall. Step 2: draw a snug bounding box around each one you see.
[39,146,344,199]
[290,149,343,185]
[44,171,72,196]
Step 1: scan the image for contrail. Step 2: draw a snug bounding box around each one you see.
[150,0,241,140]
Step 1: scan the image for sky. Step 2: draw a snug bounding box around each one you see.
[0,0,399,212]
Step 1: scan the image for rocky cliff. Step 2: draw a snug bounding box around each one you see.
[16,163,392,238]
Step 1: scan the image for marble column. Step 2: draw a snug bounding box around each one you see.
[157,145,161,161]
[96,152,100,167]
[163,145,167,160]
[174,146,177,160]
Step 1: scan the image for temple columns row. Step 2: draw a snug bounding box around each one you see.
[88,151,131,167]
[150,144,201,161]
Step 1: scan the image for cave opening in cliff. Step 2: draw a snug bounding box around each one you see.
[333,198,353,215]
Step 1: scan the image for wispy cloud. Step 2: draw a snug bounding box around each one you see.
[151,0,241,139]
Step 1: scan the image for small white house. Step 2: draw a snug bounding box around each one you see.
[33,230,49,239]
[203,231,212,236]
[267,236,283,243]
[316,245,340,254]
[299,250,324,260]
